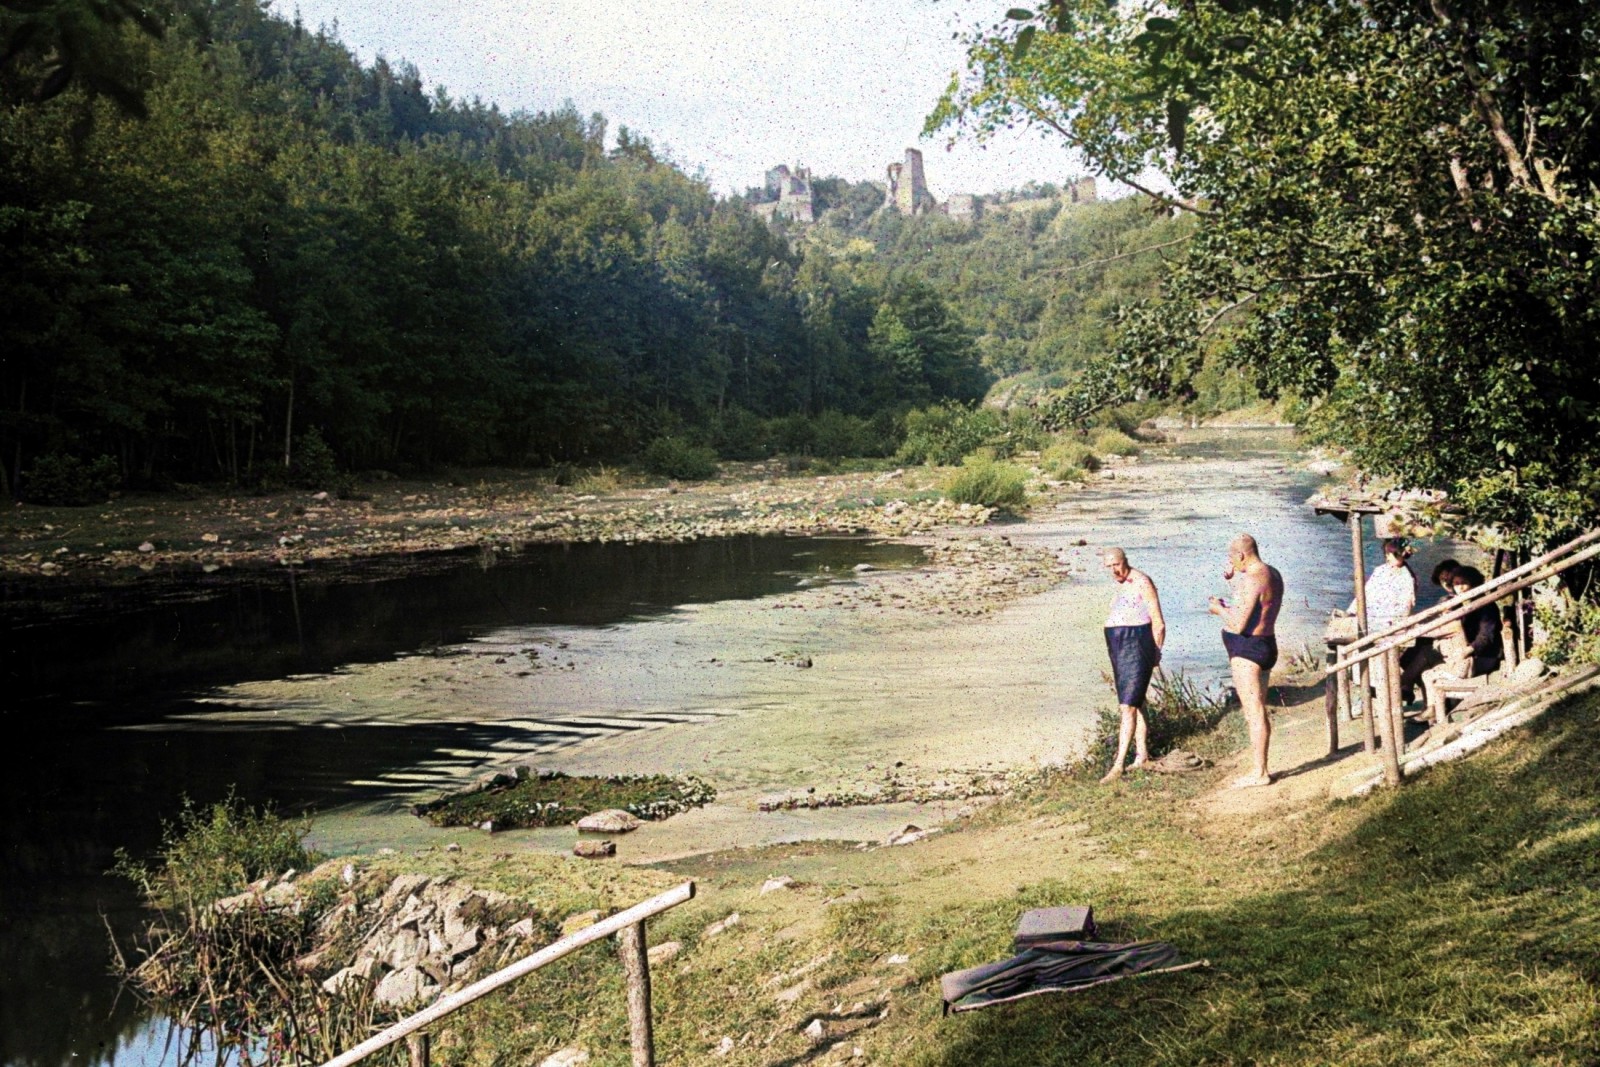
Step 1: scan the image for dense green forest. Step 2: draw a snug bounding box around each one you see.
[1,1,1003,498]
[937,0,1600,536]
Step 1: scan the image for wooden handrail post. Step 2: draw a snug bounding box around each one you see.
[1351,515,1376,754]
[1358,660,1376,755]
[1323,646,1340,756]
[1378,646,1404,787]
[1386,645,1407,775]
[619,921,654,1067]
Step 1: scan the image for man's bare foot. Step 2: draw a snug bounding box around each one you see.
[1129,757,1147,770]
[1231,773,1273,788]
[1099,767,1124,784]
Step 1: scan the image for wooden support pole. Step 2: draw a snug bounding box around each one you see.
[1351,515,1376,753]
[1323,648,1340,756]
[1386,645,1407,762]
[1378,646,1404,787]
[1358,661,1376,754]
[619,921,654,1067]
[1335,655,1351,726]
[406,1034,429,1067]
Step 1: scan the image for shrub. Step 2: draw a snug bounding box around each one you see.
[114,792,315,911]
[1040,439,1102,479]
[1092,428,1141,456]
[639,436,719,480]
[21,452,120,505]
[1077,670,1229,775]
[1535,597,1600,667]
[708,406,773,460]
[987,407,1051,458]
[810,410,874,459]
[289,427,340,490]
[898,403,1002,465]
[943,454,1029,510]
[770,413,818,456]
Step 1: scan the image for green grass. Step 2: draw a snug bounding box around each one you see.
[1039,439,1101,479]
[445,688,1599,1066]
[1091,428,1142,457]
[898,690,1600,1066]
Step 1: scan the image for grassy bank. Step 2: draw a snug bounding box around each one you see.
[409,687,1598,1065]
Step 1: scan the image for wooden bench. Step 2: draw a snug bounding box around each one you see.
[1436,658,1547,720]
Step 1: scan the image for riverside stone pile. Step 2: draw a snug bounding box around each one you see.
[312,871,532,1007]
[203,865,537,1009]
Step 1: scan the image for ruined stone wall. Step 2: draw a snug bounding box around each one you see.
[753,163,816,224]
[944,193,982,221]
[1070,177,1097,204]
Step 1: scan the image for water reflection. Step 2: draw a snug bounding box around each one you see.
[0,534,922,1067]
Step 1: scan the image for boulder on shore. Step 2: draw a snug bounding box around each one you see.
[576,809,641,834]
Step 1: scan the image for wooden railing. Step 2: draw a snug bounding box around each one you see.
[1326,526,1600,787]
[320,880,696,1067]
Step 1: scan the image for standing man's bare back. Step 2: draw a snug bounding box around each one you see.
[1207,533,1284,787]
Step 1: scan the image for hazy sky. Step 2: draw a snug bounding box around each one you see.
[269,0,1092,197]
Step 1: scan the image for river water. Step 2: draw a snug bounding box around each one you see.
[0,431,1461,1066]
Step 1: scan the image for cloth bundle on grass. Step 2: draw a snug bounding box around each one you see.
[940,937,1205,1014]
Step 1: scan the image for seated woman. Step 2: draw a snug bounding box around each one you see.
[1420,565,1503,720]
[1399,558,1460,703]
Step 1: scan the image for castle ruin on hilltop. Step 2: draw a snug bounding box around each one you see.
[749,164,816,224]
[746,150,1098,228]
[887,148,939,216]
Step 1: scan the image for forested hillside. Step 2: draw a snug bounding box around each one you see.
[1,1,993,498]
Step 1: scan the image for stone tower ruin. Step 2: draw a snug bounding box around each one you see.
[886,148,936,215]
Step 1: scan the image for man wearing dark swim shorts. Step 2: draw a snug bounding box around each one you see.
[1098,547,1166,783]
[1208,533,1284,787]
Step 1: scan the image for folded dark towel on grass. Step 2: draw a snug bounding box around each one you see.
[940,940,1205,1014]
[1014,905,1096,947]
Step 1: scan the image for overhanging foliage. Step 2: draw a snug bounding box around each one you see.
[935,0,1600,539]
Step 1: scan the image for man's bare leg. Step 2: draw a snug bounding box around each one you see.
[1230,656,1273,786]
[1101,704,1139,782]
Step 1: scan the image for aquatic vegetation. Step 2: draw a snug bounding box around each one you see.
[416,769,718,829]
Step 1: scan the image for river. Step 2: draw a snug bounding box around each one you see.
[0,430,1460,1066]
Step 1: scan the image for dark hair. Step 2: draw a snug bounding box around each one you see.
[1431,559,1460,585]
[1453,565,1485,587]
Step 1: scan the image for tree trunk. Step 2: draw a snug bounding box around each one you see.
[283,373,295,469]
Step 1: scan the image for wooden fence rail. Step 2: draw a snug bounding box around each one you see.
[1325,526,1598,787]
[319,880,696,1067]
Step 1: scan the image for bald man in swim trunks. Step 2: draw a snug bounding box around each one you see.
[1207,533,1284,787]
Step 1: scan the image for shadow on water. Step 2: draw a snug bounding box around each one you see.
[0,534,921,1067]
